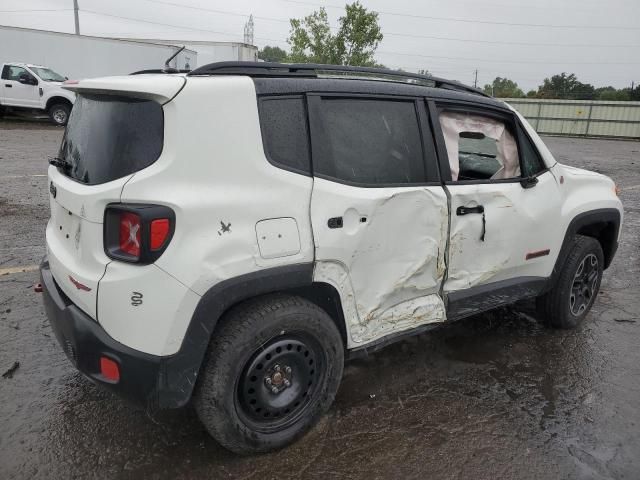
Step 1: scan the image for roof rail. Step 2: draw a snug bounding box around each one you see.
[187,61,489,97]
[131,69,191,75]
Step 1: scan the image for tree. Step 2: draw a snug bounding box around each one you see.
[258,46,288,63]
[482,77,524,98]
[595,86,630,101]
[526,90,537,98]
[536,73,595,100]
[287,2,383,66]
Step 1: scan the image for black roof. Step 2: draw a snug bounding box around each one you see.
[187,61,493,101]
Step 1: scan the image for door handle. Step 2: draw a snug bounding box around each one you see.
[456,205,484,216]
[327,217,343,229]
[5,84,12,88]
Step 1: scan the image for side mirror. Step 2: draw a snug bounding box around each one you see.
[520,176,539,189]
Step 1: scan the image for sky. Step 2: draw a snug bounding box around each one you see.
[1,0,639,91]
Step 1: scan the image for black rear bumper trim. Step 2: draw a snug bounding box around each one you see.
[41,258,165,411]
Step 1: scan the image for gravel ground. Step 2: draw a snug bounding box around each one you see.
[1,120,639,479]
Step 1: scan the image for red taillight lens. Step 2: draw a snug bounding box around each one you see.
[105,204,174,264]
[119,212,141,258]
[100,356,120,382]
[150,218,170,250]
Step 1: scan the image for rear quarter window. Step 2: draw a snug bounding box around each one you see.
[258,96,311,175]
[58,94,164,185]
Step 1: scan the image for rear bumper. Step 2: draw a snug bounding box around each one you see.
[40,258,169,410]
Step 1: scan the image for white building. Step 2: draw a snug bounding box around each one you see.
[0,25,196,80]
[0,25,259,81]
[124,39,258,66]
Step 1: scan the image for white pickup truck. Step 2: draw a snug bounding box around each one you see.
[0,62,75,126]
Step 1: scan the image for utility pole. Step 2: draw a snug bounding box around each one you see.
[473,69,478,88]
[73,0,80,35]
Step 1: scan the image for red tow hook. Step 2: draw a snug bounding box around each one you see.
[33,283,43,293]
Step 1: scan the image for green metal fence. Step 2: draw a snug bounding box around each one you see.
[503,99,640,139]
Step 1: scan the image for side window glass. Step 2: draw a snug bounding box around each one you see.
[259,96,311,175]
[439,110,520,181]
[7,66,28,81]
[1,65,10,80]
[316,98,426,185]
[519,130,546,177]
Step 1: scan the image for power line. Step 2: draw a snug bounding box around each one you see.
[281,0,640,30]
[0,9,73,13]
[100,0,640,48]
[376,50,640,66]
[81,0,640,49]
[136,0,640,47]
[80,8,251,39]
[137,0,288,24]
[381,32,640,49]
[80,9,640,66]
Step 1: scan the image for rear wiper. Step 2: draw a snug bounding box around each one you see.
[48,156,72,170]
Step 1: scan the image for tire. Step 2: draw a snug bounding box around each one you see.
[537,235,604,329]
[193,294,344,454]
[48,103,70,126]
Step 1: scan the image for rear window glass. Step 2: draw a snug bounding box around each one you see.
[58,94,163,185]
[315,98,426,185]
[259,96,311,175]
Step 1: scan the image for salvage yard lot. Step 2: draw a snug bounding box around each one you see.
[1,120,639,479]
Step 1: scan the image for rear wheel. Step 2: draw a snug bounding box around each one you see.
[48,103,70,126]
[194,294,344,454]
[537,235,604,329]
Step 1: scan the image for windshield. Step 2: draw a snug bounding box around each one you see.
[58,94,164,185]
[30,67,66,82]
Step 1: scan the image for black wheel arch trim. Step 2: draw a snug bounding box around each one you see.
[549,208,620,290]
[46,96,73,111]
[159,263,314,409]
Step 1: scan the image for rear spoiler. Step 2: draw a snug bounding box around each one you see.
[62,75,186,103]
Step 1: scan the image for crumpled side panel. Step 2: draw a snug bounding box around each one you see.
[313,189,448,347]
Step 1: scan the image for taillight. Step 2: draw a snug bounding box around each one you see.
[119,212,141,258]
[150,218,170,250]
[104,204,175,264]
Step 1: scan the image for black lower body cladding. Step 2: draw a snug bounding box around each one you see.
[40,258,316,410]
[41,258,164,410]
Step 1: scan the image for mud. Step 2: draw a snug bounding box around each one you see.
[1,121,639,479]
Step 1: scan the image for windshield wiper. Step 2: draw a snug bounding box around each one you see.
[48,156,72,170]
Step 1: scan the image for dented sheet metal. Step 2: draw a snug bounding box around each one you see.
[445,172,564,292]
[311,180,448,347]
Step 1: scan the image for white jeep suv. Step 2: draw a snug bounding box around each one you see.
[40,62,623,454]
[0,62,75,125]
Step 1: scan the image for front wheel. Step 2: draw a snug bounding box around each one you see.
[537,235,604,329]
[194,294,344,454]
[48,103,70,126]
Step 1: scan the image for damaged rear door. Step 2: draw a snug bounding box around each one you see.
[308,94,448,347]
[431,100,563,317]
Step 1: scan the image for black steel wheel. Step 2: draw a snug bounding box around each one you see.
[537,235,604,329]
[236,335,324,433]
[194,294,344,454]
